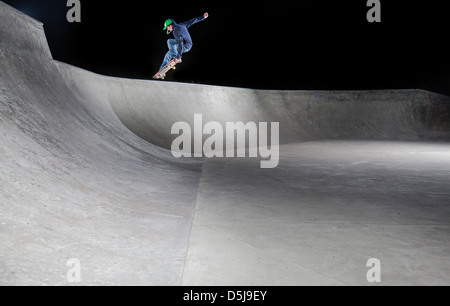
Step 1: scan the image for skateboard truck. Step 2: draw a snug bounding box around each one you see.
[153,59,179,80]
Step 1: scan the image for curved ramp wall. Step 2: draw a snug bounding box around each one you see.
[109,82,450,150]
[0,1,202,285]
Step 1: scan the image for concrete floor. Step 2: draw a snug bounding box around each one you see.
[1,2,450,285]
[183,142,450,285]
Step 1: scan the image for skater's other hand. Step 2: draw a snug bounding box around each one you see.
[204,12,209,19]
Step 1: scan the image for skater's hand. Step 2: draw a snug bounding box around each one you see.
[204,12,209,19]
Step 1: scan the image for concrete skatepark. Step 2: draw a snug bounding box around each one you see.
[1,1,450,285]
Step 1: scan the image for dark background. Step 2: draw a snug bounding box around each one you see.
[3,0,450,94]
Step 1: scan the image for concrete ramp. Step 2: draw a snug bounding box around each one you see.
[110,82,450,149]
[0,2,203,285]
[1,1,450,285]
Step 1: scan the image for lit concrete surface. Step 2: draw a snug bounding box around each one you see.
[0,2,203,285]
[109,80,450,150]
[182,142,450,285]
[1,1,450,285]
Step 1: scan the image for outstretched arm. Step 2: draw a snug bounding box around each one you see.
[180,12,209,28]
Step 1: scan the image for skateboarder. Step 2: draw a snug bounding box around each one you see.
[155,12,209,76]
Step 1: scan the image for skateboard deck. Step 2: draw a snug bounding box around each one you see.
[153,59,178,80]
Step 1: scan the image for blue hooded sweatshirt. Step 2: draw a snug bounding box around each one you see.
[169,15,206,60]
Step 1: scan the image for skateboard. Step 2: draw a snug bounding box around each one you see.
[153,59,179,80]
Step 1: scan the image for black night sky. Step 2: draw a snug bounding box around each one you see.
[3,0,450,94]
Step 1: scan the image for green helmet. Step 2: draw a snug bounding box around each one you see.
[163,19,173,30]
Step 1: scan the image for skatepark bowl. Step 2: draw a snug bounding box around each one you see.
[1,2,450,286]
